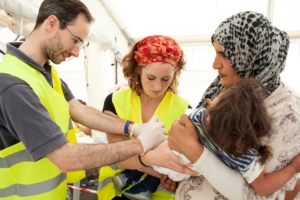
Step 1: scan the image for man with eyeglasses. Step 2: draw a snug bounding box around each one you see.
[0,0,194,199]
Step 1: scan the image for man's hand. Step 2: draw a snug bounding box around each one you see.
[160,175,178,192]
[290,153,300,173]
[137,116,166,154]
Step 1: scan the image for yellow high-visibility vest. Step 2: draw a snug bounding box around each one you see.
[97,87,189,200]
[0,54,82,199]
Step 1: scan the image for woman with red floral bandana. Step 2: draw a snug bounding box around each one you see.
[97,35,193,200]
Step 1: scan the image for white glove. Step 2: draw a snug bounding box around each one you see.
[130,123,147,137]
[137,116,166,154]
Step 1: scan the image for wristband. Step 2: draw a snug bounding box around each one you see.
[138,155,149,167]
[124,120,133,135]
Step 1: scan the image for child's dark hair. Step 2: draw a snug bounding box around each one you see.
[205,78,272,164]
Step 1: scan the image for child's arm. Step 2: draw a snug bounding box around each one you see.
[250,154,300,196]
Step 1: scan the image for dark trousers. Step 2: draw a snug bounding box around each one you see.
[124,169,160,193]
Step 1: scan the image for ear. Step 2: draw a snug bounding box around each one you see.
[45,15,59,32]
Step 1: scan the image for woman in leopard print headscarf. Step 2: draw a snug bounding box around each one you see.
[197,11,289,108]
[166,11,300,200]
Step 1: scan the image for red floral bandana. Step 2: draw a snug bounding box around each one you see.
[134,35,181,68]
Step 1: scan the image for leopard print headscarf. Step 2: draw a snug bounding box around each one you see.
[197,11,289,108]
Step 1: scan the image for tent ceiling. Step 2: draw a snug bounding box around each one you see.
[108,0,300,44]
[0,0,125,62]
[1,0,300,50]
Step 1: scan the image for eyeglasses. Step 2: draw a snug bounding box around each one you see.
[66,27,84,50]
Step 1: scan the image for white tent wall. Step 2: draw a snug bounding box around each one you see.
[0,0,37,38]
[84,43,108,136]
[0,0,300,113]
[84,0,130,56]
[80,0,130,114]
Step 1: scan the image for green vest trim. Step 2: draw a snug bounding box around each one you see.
[0,54,69,199]
[98,87,189,200]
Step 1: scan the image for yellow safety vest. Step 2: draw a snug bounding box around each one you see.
[0,54,82,200]
[97,87,189,200]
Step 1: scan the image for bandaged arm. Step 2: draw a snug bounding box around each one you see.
[193,147,245,200]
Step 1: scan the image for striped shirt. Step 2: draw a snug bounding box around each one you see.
[189,107,257,174]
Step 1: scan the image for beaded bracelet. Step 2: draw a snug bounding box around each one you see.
[138,155,149,167]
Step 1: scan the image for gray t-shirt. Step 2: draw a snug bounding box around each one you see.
[0,42,74,160]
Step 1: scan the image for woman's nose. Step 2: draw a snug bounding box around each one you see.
[212,57,222,69]
[153,82,162,91]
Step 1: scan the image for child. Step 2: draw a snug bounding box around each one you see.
[115,78,300,199]
[155,78,300,197]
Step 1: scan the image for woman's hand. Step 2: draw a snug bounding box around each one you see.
[160,175,178,192]
[142,140,198,176]
[168,114,203,163]
[290,153,300,173]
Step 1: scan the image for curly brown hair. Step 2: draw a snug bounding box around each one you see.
[122,41,186,96]
[205,78,272,164]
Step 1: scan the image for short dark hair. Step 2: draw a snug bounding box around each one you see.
[34,0,94,30]
[206,78,272,164]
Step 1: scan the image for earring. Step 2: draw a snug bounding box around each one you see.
[136,82,139,85]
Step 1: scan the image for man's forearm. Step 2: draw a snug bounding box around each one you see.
[47,139,143,172]
[69,100,131,135]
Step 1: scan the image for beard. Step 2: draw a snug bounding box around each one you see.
[41,33,65,64]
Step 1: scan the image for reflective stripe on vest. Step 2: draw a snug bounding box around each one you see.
[0,149,32,168]
[0,173,65,198]
[97,88,189,200]
[97,164,118,189]
[0,54,69,199]
[97,177,113,192]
